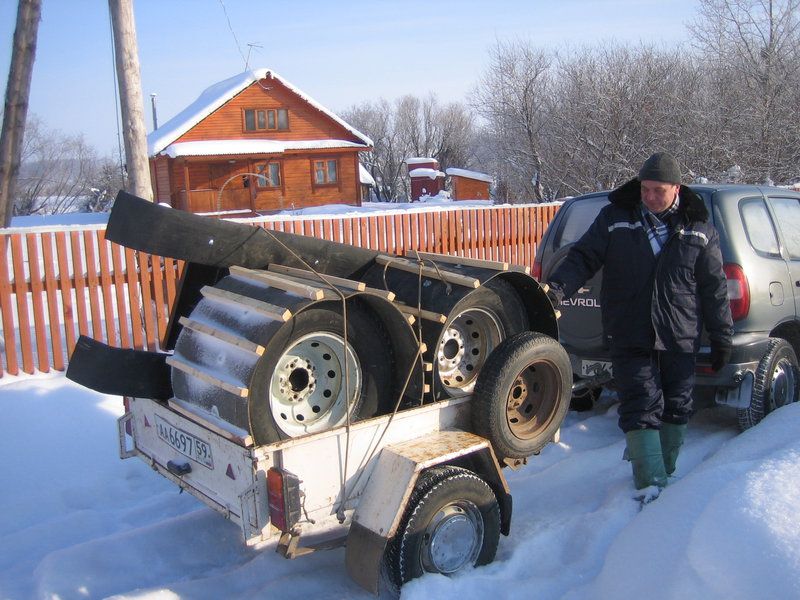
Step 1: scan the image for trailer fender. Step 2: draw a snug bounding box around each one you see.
[345,430,510,593]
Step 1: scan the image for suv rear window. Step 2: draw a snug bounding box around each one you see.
[554,196,609,250]
[740,198,780,257]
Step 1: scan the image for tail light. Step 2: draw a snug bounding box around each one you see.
[723,263,750,321]
[532,254,543,280]
[267,467,302,532]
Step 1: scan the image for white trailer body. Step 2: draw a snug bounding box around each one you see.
[119,394,512,592]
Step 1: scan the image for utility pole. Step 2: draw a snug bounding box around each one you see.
[0,0,42,228]
[108,0,152,201]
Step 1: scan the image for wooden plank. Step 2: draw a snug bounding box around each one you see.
[0,237,19,375]
[82,230,103,341]
[10,235,34,373]
[375,255,480,288]
[96,231,117,347]
[138,251,157,351]
[267,263,366,291]
[230,265,326,300]
[168,397,253,447]
[111,242,132,348]
[402,213,412,255]
[178,316,265,356]
[124,247,145,349]
[56,231,76,356]
[406,251,509,271]
[25,234,49,372]
[200,286,292,321]
[40,233,65,370]
[360,216,369,250]
[166,355,248,397]
[150,255,168,343]
[165,257,179,308]
[393,303,447,323]
[69,232,90,338]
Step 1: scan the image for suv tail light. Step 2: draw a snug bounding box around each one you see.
[723,263,750,321]
[532,254,542,280]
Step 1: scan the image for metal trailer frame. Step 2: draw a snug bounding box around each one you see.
[118,394,512,593]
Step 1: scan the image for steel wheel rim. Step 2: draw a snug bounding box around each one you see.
[421,500,484,574]
[438,308,504,396]
[268,332,361,437]
[506,359,561,440]
[769,357,797,410]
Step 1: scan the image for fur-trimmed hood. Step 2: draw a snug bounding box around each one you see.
[607,177,708,223]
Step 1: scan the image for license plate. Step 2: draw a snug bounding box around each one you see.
[580,360,612,378]
[155,414,214,469]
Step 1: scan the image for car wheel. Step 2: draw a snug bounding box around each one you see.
[382,466,500,590]
[471,331,572,461]
[737,337,800,430]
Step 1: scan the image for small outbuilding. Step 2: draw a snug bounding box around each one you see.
[446,168,492,201]
[406,157,445,201]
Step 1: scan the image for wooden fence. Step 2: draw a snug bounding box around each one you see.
[0,203,559,377]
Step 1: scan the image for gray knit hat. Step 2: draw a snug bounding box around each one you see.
[638,152,681,184]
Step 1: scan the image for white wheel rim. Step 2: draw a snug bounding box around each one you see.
[268,332,361,437]
[437,308,504,396]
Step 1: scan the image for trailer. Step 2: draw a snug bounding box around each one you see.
[68,192,572,594]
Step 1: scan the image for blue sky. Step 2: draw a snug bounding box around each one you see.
[1,0,698,154]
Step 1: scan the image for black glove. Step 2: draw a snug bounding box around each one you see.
[710,344,732,372]
[544,283,564,307]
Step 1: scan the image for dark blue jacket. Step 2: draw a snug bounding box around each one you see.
[548,179,733,352]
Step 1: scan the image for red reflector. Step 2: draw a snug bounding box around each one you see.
[267,467,301,532]
[226,464,235,480]
[143,415,151,428]
[696,365,715,375]
[723,263,750,321]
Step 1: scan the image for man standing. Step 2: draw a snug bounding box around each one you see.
[547,152,733,490]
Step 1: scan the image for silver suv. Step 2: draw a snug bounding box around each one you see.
[534,184,800,428]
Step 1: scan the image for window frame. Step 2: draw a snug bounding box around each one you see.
[252,160,283,190]
[310,157,340,188]
[243,108,290,132]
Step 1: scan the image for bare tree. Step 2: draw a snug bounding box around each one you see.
[689,0,800,182]
[472,40,553,201]
[13,116,119,216]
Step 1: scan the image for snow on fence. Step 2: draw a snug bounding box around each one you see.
[0,203,559,377]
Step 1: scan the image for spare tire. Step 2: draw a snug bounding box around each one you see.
[248,301,395,444]
[472,331,571,461]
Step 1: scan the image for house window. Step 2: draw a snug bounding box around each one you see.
[313,159,338,185]
[244,109,289,131]
[255,162,281,188]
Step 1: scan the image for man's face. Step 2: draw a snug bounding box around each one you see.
[640,180,679,213]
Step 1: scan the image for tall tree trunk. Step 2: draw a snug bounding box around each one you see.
[0,0,41,228]
[108,0,152,200]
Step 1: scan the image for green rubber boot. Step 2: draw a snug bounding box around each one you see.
[660,423,687,476]
[625,429,668,489]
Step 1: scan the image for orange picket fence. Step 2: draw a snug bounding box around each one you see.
[0,203,560,377]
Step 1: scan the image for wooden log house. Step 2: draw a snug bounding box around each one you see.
[147,69,373,215]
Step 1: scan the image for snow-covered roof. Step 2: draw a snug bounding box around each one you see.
[162,139,367,158]
[147,68,373,156]
[446,167,493,184]
[405,157,437,165]
[359,164,376,187]
[409,167,445,179]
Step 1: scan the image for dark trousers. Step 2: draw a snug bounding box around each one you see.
[611,348,696,432]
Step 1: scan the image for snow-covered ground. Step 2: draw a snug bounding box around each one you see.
[1,373,798,600]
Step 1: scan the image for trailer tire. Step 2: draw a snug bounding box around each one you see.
[472,331,571,461]
[435,279,527,398]
[382,466,500,589]
[249,301,394,444]
[737,337,799,430]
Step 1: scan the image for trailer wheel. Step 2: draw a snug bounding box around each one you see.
[737,337,799,430]
[472,331,571,461]
[382,466,500,589]
[436,279,527,398]
[249,302,393,443]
